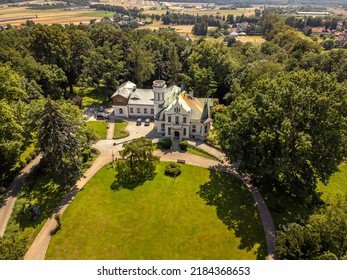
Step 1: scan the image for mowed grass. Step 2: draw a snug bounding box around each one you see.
[113,120,129,139]
[46,162,266,260]
[318,162,347,203]
[262,161,347,228]
[4,174,67,248]
[86,121,108,140]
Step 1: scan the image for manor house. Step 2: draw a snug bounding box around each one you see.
[111,80,213,140]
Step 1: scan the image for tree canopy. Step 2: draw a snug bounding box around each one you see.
[277,195,347,260]
[37,98,83,188]
[113,137,159,190]
[215,69,347,199]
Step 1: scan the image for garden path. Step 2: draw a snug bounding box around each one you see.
[0,156,41,237]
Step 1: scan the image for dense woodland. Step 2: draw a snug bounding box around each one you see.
[0,10,347,259]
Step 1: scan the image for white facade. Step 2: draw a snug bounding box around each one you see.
[112,80,213,140]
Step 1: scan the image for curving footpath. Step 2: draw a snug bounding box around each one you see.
[0,156,42,237]
[21,122,277,260]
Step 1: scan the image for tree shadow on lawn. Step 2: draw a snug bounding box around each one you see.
[197,169,267,260]
[18,174,69,233]
[258,182,313,228]
[111,172,157,191]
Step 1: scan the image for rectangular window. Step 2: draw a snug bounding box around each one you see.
[192,125,196,133]
[144,108,147,114]
[130,108,134,114]
[161,124,165,132]
[137,108,140,114]
[205,125,208,133]
[168,127,171,135]
[175,116,179,125]
[183,128,186,136]
[151,108,154,114]
[183,117,187,123]
[168,116,171,123]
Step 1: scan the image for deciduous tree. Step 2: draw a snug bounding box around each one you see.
[215,69,347,199]
[113,137,159,189]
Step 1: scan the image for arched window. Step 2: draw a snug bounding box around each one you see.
[119,108,123,114]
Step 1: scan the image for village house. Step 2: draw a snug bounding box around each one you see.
[111,80,213,140]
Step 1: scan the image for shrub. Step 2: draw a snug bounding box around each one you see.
[161,138,172,149]
[18,161,26,169]
[25,155,32,164]
[29,151,37,158]
[179,140,188,151]
[0,186,6,194]
[164,162,181,177]
[82,149,91,162]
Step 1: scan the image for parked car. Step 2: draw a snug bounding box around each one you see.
[145,119,150,126]
[136,118,142,125]
[96,112,109,120]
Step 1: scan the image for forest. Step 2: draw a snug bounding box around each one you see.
[0,10,347,259]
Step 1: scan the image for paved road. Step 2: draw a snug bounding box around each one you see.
[21,120,277,260]
[0,156,41,237]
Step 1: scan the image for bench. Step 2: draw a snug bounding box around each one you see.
[177,159,186,164]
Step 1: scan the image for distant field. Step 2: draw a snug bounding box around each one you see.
[0,6,114,25]
[139,20,193,35]
[237,35,265,44]
[97,0,158,9]
[142,5,255,17]
[328,7,347,15]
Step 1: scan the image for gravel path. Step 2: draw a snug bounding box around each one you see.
[106,121,115,140]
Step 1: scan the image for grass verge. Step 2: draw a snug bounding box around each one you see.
[86,121,108,140]
[113,120,129,139]
[187,145,221,162]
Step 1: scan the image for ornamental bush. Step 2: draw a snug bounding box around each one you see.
[164,162,181,177]
[179,140,188,151]
[161,138,172,149]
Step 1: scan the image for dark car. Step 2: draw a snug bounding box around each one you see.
[136,118,142,125]
[96,112,110,120]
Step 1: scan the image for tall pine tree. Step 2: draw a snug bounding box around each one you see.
[38,98,82,188]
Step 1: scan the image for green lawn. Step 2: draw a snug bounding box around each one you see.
[74,86,110,108]
[86,121,108,140]
[318,162,347,203]
[46,162,266,260]
[261,161,347,228]
[113,120,129,139]
[4,173,67,248]
[186,145,221,162]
